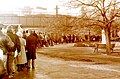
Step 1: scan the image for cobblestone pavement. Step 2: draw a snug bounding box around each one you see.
[2,44,120,79]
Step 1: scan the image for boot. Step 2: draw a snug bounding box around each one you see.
[27,60,30,69]
[32,59,35,69]
[21,64,23,71]
[17,65,21,72]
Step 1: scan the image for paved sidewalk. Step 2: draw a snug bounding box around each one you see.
[2,43,120,79]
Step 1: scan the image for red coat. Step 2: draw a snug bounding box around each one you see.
[26,34,37,60]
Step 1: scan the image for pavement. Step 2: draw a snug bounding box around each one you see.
[2,43,120,79]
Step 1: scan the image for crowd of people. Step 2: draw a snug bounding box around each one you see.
[0,25,38,79]
[0,24,102,78]
[32,32,101,48]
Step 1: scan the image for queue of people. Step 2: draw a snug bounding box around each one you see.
[36,32,101,48]
[36,33,80,48]
[0,24,102,78]
[0,25,38,79]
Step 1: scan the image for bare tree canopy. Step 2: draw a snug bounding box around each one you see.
[66,0,120,28]
[65,0,120,54]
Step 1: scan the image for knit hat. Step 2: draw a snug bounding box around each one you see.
[0,24,3,30]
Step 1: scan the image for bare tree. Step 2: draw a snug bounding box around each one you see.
[66,0,120,54]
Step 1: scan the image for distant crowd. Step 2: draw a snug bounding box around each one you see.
[22,31,102,48]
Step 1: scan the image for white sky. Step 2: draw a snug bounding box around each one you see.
[0,0,79,16]
[0,0,58,11]
[1,0,119,16]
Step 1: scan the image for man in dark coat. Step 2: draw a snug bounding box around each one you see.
[26,30,37,69]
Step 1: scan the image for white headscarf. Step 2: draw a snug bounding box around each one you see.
[16,32,23,38]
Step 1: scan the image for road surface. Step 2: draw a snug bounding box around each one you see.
[2,44,120,79]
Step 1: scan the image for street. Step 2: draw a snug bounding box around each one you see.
[2,43,120,79]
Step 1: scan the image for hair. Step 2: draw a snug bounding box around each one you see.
[0,24,3,30]
[26,30,28,33]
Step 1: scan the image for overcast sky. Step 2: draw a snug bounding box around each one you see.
[1,0,119,16]
[0,0,59,10]
[0,0,79,16]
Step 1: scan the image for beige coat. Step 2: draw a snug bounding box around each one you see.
[17,37,27,64]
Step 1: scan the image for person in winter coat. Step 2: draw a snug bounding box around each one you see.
[6,25,21,78]
[16,32,27,71]
[26,30,37,69]
[0,25,14,78]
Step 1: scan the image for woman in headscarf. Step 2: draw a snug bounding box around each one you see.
[16,32,27,71]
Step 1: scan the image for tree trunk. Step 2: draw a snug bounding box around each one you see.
[104,27,111,55]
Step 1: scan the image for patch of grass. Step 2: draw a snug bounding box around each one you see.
[37,46,120,64]
[74,42,96,47]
